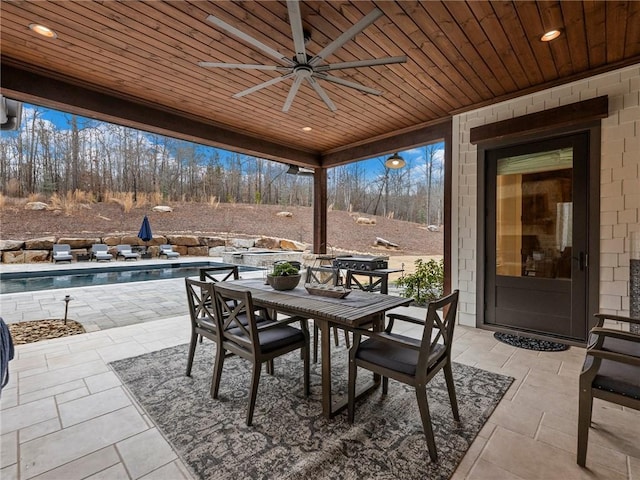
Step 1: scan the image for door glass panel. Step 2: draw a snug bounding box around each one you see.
[496,147,573,279]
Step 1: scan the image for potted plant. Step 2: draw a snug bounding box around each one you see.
[267,261,302,291]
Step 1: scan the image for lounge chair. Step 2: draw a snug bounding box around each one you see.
[91,244,113,262]
[116,244,140,261]
[159,244,180,259]
[52,244,73,263]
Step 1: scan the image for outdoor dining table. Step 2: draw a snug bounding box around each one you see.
[216,278,412,418]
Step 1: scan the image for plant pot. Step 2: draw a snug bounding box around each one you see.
[267,274,301,291]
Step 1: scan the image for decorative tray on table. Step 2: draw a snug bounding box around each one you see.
[304,283,351,299]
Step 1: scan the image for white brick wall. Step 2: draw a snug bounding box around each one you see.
[453,64,640,327]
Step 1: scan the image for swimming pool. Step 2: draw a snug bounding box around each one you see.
[0,262,260,294]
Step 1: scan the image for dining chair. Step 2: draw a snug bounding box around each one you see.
[184,278,219,377]
[199,264,239,283]
[347,290,460,462]
[577,313,640,467]
[211,283,310,426]
[345,269,389,294]
[305,266,349,362]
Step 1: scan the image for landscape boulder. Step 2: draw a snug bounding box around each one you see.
[279,239,306,251]
[0,240,24,251]
[1,250,49,263]
[356,217,376,225]
[102,236,122,246]
[276,211,293,218]
[153,205,173,212]
[187,246,209,256]
[166,235,200,246]
[2,251,26,263]
[24,250,50,262]
[209,246,227,256]
[254,236,280,250]
[25,236,56,250]
[121,235,145,246]
[230,238,255,249]
[58,237,100,248]
[199,236,226,247]
[427,225,439,232]
[25,201,48,210]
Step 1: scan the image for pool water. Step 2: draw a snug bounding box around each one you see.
[0,262,259,294]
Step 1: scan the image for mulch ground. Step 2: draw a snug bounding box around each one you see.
[8,319,86,345]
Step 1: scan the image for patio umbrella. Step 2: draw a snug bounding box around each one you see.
[138,215,153,252]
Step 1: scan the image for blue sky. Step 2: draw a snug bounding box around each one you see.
[5,103,444,179]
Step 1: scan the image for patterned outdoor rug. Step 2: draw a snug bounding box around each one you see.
[110,342,513,480]
[494,332,569,352]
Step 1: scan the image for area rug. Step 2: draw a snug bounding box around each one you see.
[110,342,513,480]
[494,331,569,352]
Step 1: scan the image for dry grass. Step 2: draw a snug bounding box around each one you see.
[208,195,220,208]
[106,191,135,213]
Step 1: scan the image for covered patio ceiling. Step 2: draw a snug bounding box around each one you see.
[2,1,639,168]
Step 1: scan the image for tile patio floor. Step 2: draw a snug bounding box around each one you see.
[1,260,639,479]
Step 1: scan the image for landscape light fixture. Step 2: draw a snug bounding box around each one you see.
[385,153,406,169]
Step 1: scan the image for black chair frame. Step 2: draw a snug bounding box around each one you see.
[211,283,310,426]
[348,290,460,462]
[577,313,640,467]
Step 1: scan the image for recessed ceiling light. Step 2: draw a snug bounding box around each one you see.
[302,126,312,132]
[29,23,57,39]
[540,29,561,42]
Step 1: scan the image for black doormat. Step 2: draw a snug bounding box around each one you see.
[493,332,569,351]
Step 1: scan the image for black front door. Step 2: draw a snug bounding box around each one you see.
[484,133,590,341]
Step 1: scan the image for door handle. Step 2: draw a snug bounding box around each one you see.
[572,252,587,271]
[574,252,587,271]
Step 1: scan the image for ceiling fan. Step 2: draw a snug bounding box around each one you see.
[198,0,407,112]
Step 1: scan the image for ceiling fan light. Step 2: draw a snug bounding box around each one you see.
[385,153,406,169]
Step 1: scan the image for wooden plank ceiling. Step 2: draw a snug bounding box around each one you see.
[1,1,639,168]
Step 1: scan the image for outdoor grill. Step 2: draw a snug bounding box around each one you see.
[332,256,388,271]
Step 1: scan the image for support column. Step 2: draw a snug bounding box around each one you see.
[631,231,640,332]
[313,167,327,254]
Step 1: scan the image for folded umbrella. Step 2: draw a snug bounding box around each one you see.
[138,215,153,251]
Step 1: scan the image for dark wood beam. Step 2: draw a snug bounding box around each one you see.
[313,167,328,254]
[443,121,452,296]
[320,119,452,167]
[470,96,609,144]
[1,62,321,167]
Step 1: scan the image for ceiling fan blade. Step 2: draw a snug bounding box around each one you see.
[307,76,337,112]
[198,62,289,71]
[309,8,384,67]
[282,74,305,112]
[287,0,307,65]
[315,56,407,72]
[206,14,295,67]
[233,72,295,98]
[315,73,383,95]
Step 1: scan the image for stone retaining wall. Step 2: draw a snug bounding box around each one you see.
[0,235,308,263]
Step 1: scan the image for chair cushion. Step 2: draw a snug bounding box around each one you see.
[583,337,640,400]
[226,324,304,354]
[356,334,446,376]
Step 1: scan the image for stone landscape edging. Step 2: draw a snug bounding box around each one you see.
[0,235,308,263]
